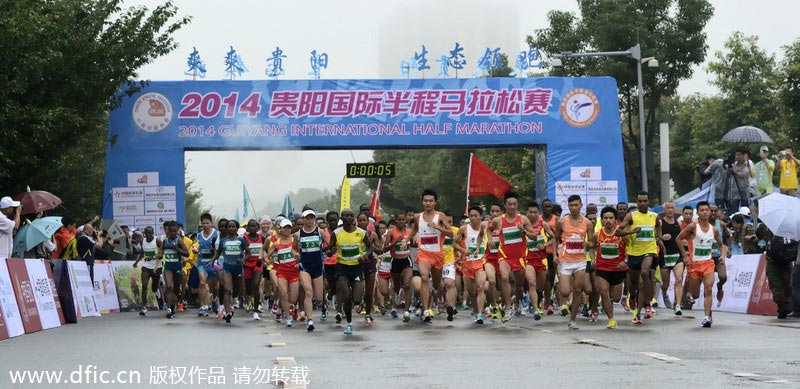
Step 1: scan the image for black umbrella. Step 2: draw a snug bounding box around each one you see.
[722,125,773,143]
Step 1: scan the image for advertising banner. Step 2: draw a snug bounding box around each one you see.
[92,261,120,313]
[25,259,62,330]
[0,258,25,339]
[111,261,157,311]
[6,258,42,333]
[67,260,100,318]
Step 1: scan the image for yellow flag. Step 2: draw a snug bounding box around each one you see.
[339,175,351,212]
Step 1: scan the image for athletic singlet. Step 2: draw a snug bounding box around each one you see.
[162,237,181,263]
[390,228,410,259]
[559,217,589,263]
[334,227,366,266]
[499,214,527,260]
[711,219,722,257]
[484,227,501,260]
[243,233,263,267]
[526,219,547,261]
[417,212,444,254]
[691,222,715,262]
[321,228,337,265]
[660,217,681,265]
[443,226,460,265]
[219,236,248,267]
[627,211,658,256]
[273,237,297,266]
[465,224,485,261]
[141,237,158,269]
[596,228,627,272]
[298,227,324,265]
[543,215,557,254]
[197,229,218,264]
[378,234,392,273]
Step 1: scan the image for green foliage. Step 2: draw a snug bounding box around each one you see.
[529,0,714,197]
[0,0,190,221]
[184,162,207,228]
[779,38,800,144]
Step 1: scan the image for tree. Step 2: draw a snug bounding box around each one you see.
[529,0,714,199]
[184,163,207,229]
[779,38,800,145]
[0,0,190,221]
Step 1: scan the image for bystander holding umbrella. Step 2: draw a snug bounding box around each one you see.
[758,193,800,240]
[12,216,63,257]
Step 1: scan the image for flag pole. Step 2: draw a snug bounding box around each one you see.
[465,153,473,216]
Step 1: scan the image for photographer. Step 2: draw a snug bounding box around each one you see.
[724,150,751,212]
[778,148,800,196]
[704,154,726,207]
[76,223,106,283]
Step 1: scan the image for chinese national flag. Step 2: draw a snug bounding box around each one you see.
[468,154,512,198]
[369,179,382,222]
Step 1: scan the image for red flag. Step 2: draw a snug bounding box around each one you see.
[468,154,513,198]
[369,179,382,222]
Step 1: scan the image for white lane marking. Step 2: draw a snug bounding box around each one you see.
[733,373,760,378]
[640,352,681,362]
[269,342,287,347]
[273,357,296,365]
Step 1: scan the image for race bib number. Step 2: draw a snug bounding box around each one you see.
[663,253,680,266]
[502,227,523,245]
[565,235,584,254]
[340,244,361,260]
[600,242,620,259]
[300,235,321,252]
[693,243,712,261]
[635,225,654,242]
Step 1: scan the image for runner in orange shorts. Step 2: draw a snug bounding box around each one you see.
[454,205,488,324]
[482,203,503,317]
[676,201,726,328]
[524,201,553,321]
[404,189,453,323]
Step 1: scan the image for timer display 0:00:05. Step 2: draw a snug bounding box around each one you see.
[346,163,395,178]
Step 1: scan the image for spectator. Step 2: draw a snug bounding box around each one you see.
[753,146,775,197]
[77,224,105,283]
[0,196,22,258]
[94,230,114,260]
[729,213,758,255]
[778,148,800,196]
[726,149,751,211]
[51,217,77,259]
[704,154,726,206]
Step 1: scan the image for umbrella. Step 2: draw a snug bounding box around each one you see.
[12,190,62,215]
[722,126,773,143]
[758,193,800,240]
[12,216,63,257]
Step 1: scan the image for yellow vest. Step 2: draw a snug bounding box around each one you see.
[627,211,658,256]
[334,227,365,266]
[443,226,460,265]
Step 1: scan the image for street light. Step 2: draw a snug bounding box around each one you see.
[551,44,658,192]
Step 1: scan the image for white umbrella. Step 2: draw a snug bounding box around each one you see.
[758,193,800,240]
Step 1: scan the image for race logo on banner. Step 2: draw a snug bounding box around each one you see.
[67,261,100,318]
[25,259,61,330]
[0,259,24,338]
[6,258,42,334]
[93,261,120,313]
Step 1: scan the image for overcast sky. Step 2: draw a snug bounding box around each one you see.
[127,0,798,216]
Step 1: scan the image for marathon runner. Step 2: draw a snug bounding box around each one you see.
[658,202,685,314]
[709,204,731,305]
[385,212,413,322]
[242,220,264,320]
[323,211,340,322]
[194,213,219,317]
[482,203,503,319]
[212,220,248,324]
[524,201,552,321]
[157,221,189,319]
[405,189,453,323]
[455,205,488,324]
[594,206,634,329]
[676,201,727,328]
[554,195,595,330]
[540,199,559,315]
[441,211,461,321]
[266,219,301,328]
[296,209,328,332]
[617,191,661,324]
[357,212,382,326]
[132,226,160,316]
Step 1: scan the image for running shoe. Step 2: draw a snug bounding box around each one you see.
[139,308,147,316]
[606,318,617,329]
[274,312,282,323]
[197,307,205,317]
[285,318,293,327]
[307,319,315,332]
[379,306,387,316]
[446,305,455,322]
[422,309,432,323]
[514,303,522,317]
[632,315,643,325]
[177,303,184,312]
[344,324,353,335]
[298,311,306,322]
[253,312,261,321]
[461,301,469,310]
[490,306,500,320]
[245,302,252,313]
[662,293,673,309]
[716,289,724,304]
[335,312,342,324]
[320,306,328,321]
[568,321,579,330]
[403,310,411,322]
[701,316,712,328]
[391,308,398,319]
[560,304,569,316]
[165,308,174,319]
[533,310,542,321]
[621,298,631,312]
[365,315,374,327]
[651,298,658,308]
[499,308,509,323]
[354,304,362,315]
[484,307,493,317]
[414,307,422,317]
[674,306,683,316]
[438,304,446,314]
[218,308,225,319]
[644,306,654,319]
[225,312,232,323]
[475,313,485,325]
[528,303,535,314]
[686,295,696,307]
[546,304,554,315]
[374,306,382,314]
[360,308,367,315]
[589,312,598,322]
[289,305,298,321]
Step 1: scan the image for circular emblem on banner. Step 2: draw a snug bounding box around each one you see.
[132,92,173,132]
[560,88,600,128]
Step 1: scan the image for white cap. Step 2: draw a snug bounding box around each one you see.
[738,206,751,218]
[0,196,20,209]
[302,209,316,218]
[279,219,293,228]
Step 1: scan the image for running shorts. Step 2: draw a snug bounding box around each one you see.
[595,269,627,286]
[337,263,364,282]
[163,261,183,275]
[688,260,715,280]
[222,263,243,277]
[484,258,500,274]
[500,257,525,272]
[627,253,657,271]
[442,262,456,280]
[558,260,585,276]
[462,260,484,280]
[391,257,412,274]
[299,259,324,279]
[525,257,547,273]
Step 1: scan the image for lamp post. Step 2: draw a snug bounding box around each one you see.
[551,44,658,192]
